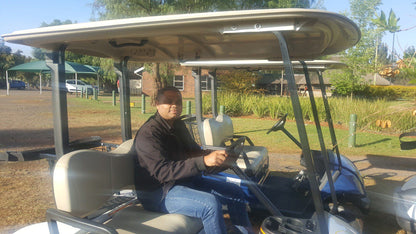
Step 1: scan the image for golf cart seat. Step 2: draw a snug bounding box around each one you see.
[47,139,203,234]
[202,114,269,178]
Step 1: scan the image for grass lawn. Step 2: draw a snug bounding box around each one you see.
[69,95,416,158]
[231,117,415,158]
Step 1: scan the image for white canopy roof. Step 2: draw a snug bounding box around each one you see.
[2,9,360,62]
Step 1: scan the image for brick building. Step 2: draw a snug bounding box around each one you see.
[141,67,213,98]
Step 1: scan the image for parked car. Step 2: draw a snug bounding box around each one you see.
[65,79,93,94]
[9,80,26,89]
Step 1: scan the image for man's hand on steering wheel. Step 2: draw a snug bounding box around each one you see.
[203,150,228,167]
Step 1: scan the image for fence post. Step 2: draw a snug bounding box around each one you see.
[94,88,98,100]
[141,94,146,114]
[86,89,89,99]
[219,105,225,115]
[81,88,84,98]
[112,90,116,106]
[348,114,357,147]
[186,100,192,115]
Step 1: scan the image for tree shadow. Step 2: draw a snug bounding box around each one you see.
[355,138,391,148]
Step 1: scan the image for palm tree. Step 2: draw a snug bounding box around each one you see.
[386,9,401,63]
[373,9,400,63]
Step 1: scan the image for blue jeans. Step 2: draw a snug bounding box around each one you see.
[137,176,251,234]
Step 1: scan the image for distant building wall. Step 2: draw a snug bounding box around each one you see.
[142,67,211,98]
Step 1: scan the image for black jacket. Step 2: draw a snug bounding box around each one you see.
[133,112,207,197]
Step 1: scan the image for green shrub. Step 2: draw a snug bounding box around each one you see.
[202,91,415,133]
[357,85,416,100]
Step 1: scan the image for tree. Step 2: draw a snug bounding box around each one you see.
[403,46,416,60]
[217,70,262,94]
[33,20,74,60]
[31,19,119,90]
[332,0,382,97]
[332,70,366,97]
[377,43,391,66]
[395,46,416,85]
[0,45,14,81]
[93,0,315,18]
[374,9,400,63]
[0,45,30,86]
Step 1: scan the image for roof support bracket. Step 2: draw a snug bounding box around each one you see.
[208,70,218,118]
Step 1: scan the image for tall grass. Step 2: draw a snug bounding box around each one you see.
[202,91,416,133]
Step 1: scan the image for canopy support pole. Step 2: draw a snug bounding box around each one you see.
[209,70,218,118]
[300,61,338,214]
[273,31,328,233]
[192,68,205,145]
[193,68,203,124]
[316,70,342,168]
[114,57,132,141]
[46,46,69,159]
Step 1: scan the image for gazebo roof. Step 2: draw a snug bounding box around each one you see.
[8,61,98,74]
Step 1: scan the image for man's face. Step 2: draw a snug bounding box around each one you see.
[156,90,182,123]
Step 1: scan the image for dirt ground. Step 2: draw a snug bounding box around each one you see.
[1,89,415,233]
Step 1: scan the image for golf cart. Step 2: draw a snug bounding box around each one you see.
[181,60,369,229]
[3,8,365,233]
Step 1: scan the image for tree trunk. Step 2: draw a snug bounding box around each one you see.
[152,63,166,105]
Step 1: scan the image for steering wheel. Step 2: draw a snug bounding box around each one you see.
[225,136,255,177]
[225,136,246,160]
[267,113,288,134]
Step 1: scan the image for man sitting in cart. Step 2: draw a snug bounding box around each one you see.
[134,86,253,233]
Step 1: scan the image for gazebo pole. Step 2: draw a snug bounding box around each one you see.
[75,72,78,96]
[6,70,9,96]
[97,72,99,94]
[39,72,42,95]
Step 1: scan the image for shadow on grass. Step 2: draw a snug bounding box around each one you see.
[355,138,391,148]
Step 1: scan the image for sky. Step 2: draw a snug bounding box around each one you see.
[1,0,415,58]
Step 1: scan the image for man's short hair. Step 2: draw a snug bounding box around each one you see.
[155,86,181,102]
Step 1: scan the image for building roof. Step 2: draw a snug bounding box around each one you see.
[258,73,331,85]
[363,73,391,86]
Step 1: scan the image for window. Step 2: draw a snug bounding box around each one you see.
[201,75,211,91]
[173,75,184,90]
